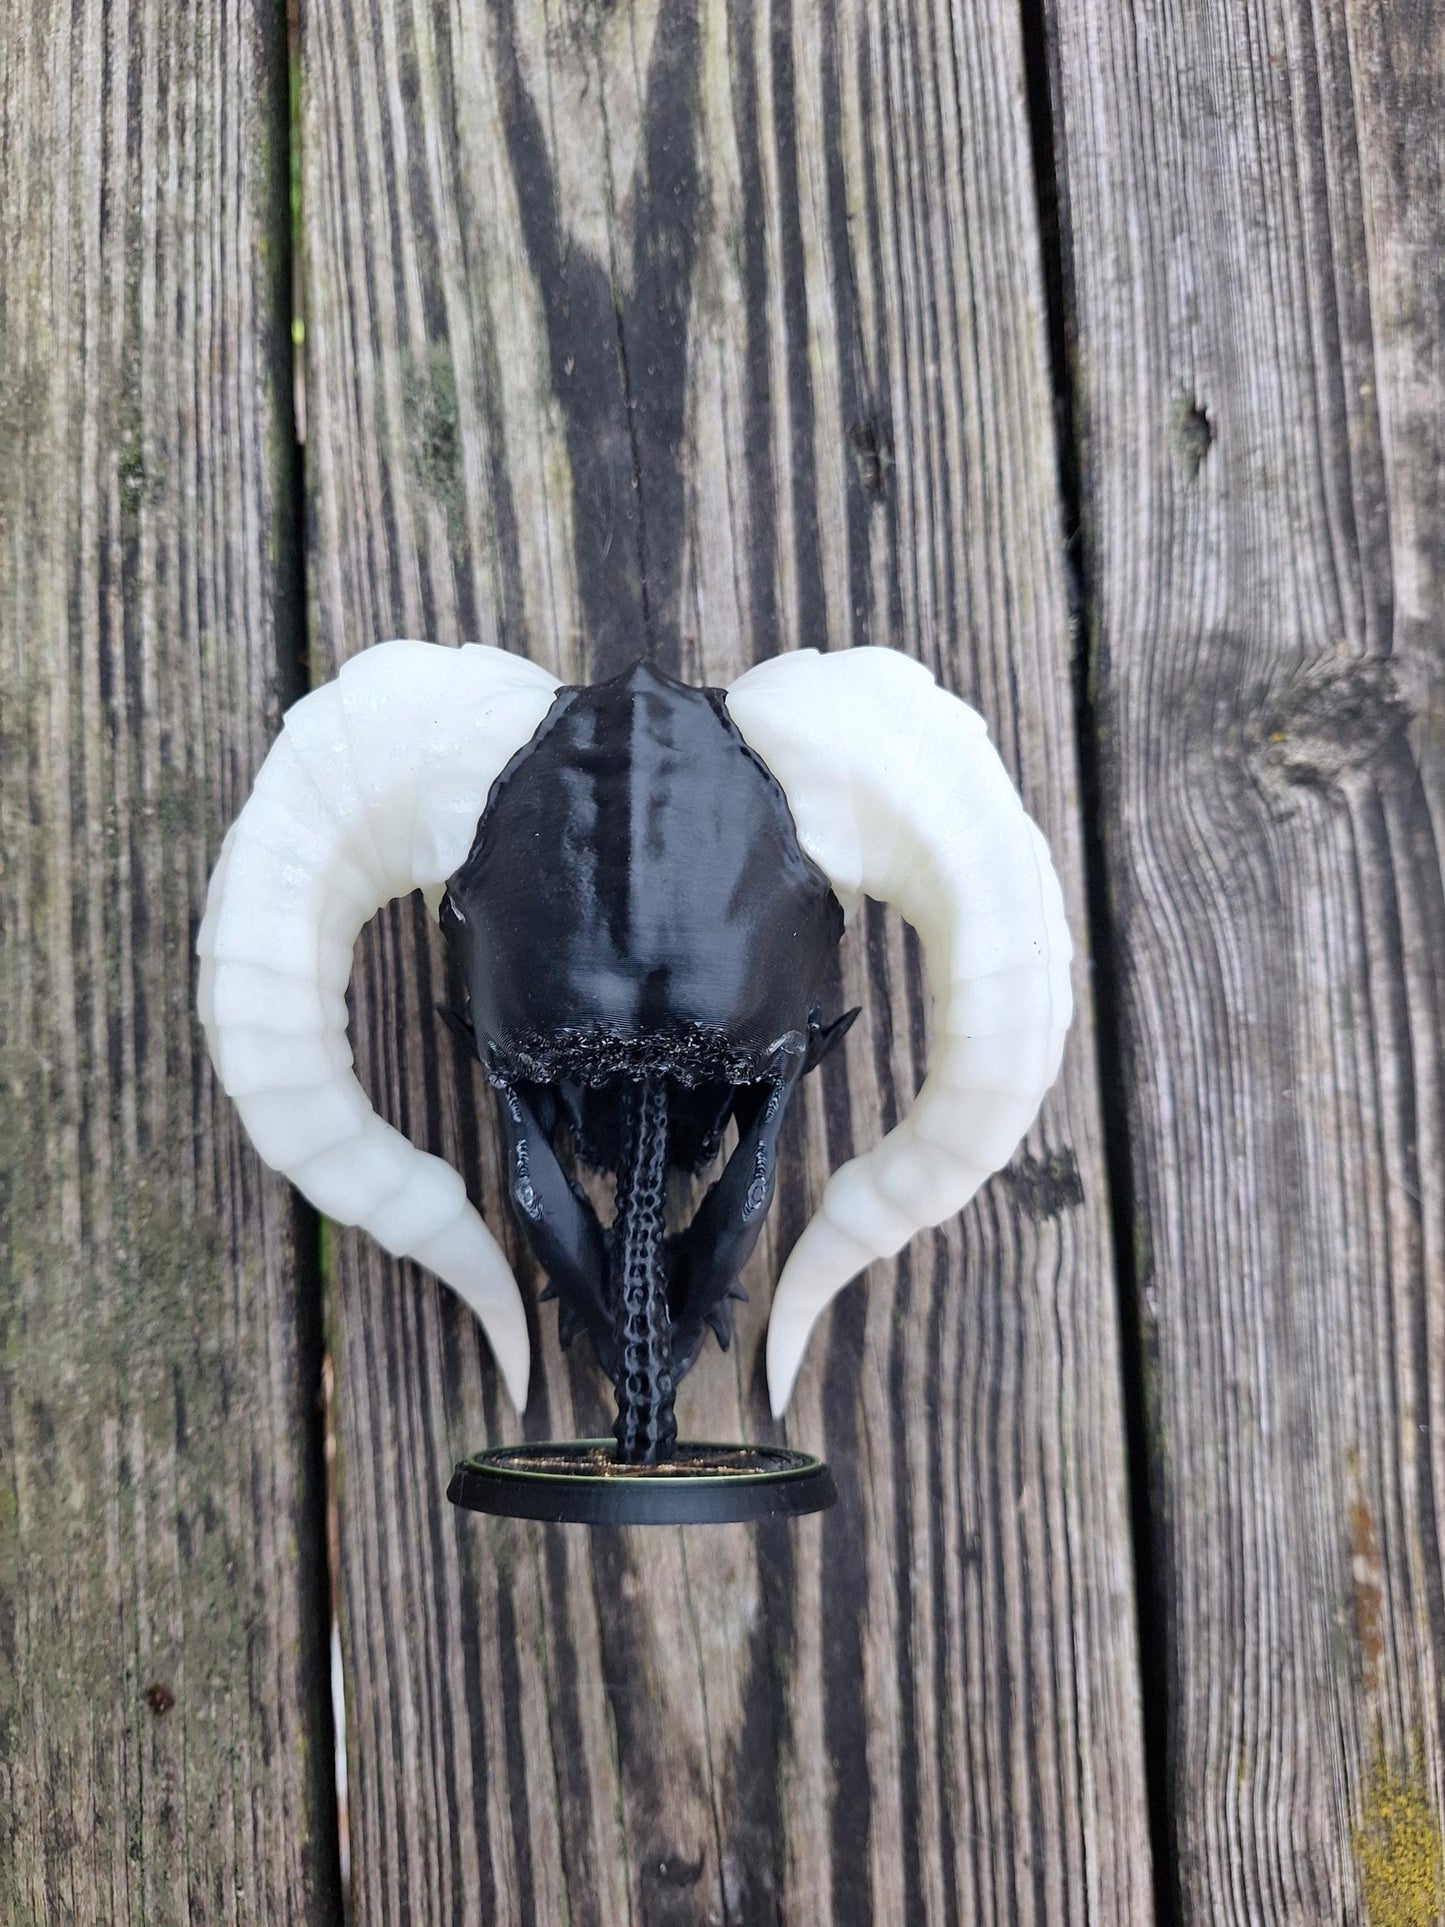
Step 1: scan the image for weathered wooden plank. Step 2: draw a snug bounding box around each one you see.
[0,3,341,1921]
[302,1,1153,1920]
[1046,0,1445,1916]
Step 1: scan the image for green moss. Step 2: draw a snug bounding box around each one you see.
[155,763,208,841]
[0,1038,65,1285]
[290,47,303,245]
[1355,1741,1444,1927]
[402,344,465,539]
[105,1172,231,1383]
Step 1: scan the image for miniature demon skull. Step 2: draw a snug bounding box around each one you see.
[197,644,1072,1457]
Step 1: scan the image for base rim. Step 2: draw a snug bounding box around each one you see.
[447,1439,836,1525]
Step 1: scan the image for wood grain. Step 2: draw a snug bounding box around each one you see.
[0,3,341,1920]
[1046,0,1445,1916]
[302,1,1153,1920]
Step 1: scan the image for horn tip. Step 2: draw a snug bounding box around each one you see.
[766,1335,800,1419]
[499,1351,530,1415]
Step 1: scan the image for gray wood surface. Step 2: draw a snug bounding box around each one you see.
[1046,0,1445,1917]
[17,0,1436,1917]
[301,1,1152,1922]
[0,3,340,1921]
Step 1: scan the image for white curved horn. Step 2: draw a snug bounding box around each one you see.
[725,647,1073,1417]
[197,640,561,1412]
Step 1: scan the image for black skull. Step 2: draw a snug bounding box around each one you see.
[441,660,857,1461]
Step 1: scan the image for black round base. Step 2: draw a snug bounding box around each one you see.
[448,1439,836,1526]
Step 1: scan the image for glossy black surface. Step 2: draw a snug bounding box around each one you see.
[447,1443,838,1526]
[441,658,853,1454]
[445,659,842,1083]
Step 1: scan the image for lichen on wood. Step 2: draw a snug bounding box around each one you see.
[1355,1743,1445,1927]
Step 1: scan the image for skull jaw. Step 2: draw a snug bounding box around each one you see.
[479,1006,854,1461]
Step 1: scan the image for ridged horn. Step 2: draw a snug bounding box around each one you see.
[196,640,561,1412]
[725,648,1073,1416]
